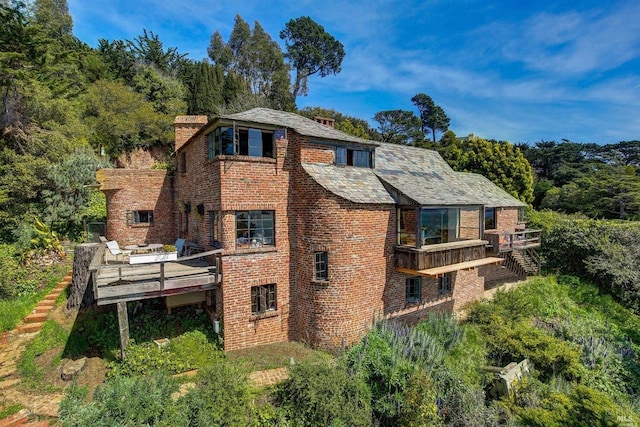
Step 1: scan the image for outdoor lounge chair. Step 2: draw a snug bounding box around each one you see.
[105,240,132,264]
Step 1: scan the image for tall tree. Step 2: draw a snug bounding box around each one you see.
[411,93,450,143]
[373,110,423,145]
[33,0,73,39]
[207,16,293,111]
[180,60,224,116]
[280,16,345,98]
[127,29,187,75]
[84,79,170,158]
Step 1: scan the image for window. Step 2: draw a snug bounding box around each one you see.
[335,146,372,167]
[132,210,153,225]
[235,210,275,248]
[421,208,459,245]
[251,284,276,314]
[484,207,496,230]
[208,211,221,247]
[206,126,273,159]
[314,252,328,281]
[180,152,186,173]
[406,277,421,303]
[438,273,452,295]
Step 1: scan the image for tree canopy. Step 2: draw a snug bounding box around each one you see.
[280,16,345,98]
[411,93,450,143]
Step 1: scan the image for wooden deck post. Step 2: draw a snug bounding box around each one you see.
[117,301,129,360]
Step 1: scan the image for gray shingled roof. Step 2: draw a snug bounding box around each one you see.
[220,108,376,146]
[302,163,395,204]
[373,143,525,207]
[455,173,527,207]
[373,143,478,205]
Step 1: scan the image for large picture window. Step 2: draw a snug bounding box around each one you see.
[251,284,276,314]
[206,126,273,159]
[421,208,459,245]
[236,210,275,248]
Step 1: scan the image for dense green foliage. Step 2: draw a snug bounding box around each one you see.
[518,140,640,218]
[372,109,424,145]
[528,210,640,313]
[436,131,535,203]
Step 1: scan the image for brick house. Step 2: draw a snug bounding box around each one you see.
[97,108,540,351]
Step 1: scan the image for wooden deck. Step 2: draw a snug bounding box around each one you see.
[90,246,222,306]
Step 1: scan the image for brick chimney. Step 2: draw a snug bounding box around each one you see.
[174,116,208,151]
[313,116,335,128]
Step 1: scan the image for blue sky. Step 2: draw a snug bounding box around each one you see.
[68,0,640,145]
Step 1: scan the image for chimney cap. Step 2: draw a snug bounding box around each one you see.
[174,115,208,126]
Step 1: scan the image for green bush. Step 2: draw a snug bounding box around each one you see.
[278,361,372,427]
[59,374,187,426]
[182,363,254,426]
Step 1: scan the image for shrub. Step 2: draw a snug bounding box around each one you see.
[59,374,187,426]
[183,363,254,426]
[278,361,372,427]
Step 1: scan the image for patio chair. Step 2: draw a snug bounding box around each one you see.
[105,240,132,264]
[175,238,186,257]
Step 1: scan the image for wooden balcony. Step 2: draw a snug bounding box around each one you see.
[395,239,503,277]
[90,246,222,306]
[484,229,542,255]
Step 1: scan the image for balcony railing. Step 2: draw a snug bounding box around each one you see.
[90,246,222,306]
[395,239,488,272]
[484,229,542,255]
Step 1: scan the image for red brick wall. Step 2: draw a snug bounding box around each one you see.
[174,116,207,152]
[97,169,175,246]
[460,207,481,240]
[174,130,292,350]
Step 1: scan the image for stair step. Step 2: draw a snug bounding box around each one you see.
[33,305,54,314]
[0,408,28,426]
[0,378,21,390]
[42,294,57,301]
[18,323,43,334]
[24,313,47,324]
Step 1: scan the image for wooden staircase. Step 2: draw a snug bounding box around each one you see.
[501,248,540,277]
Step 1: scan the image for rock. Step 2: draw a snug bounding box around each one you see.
[61,357,87,381]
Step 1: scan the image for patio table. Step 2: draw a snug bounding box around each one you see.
[124,243,163,254]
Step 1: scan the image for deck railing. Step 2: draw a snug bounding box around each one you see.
[484,229,542,254]
[395,239,488,271]
[90,246,222,305]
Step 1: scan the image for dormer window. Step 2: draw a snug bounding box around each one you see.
[335,147,372,168]
[207,126,274,159]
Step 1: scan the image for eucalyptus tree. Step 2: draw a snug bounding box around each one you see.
[207,15,294,110]
[280,16,345,98]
